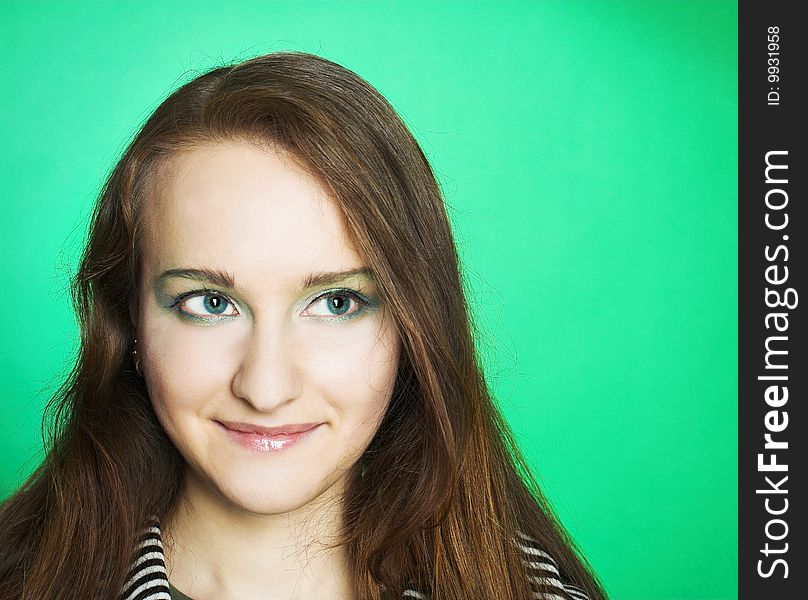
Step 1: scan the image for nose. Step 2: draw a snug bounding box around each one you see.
[230,319,302,412]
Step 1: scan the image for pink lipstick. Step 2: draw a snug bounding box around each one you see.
[216,420,322,453]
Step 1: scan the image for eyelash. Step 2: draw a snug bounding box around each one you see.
[169,287,373,322]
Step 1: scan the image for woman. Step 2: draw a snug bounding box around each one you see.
[0,51,606,600]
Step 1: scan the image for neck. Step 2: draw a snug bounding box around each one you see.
[162,466,354,600]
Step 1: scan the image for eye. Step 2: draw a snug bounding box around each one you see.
[303,290,370,319]
[177,292,239,319]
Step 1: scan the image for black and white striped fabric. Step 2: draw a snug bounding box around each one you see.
[120,522,589,600]
[516,532,591,600]
[121,524,170,600]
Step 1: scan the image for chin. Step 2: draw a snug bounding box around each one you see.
[214,474,342,516]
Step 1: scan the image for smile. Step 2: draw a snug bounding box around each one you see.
[215,420,323,453]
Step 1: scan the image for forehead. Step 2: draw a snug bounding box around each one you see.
[140,140,361,287]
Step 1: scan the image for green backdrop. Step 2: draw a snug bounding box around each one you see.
[0,2,737,598]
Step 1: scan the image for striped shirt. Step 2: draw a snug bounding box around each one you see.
[120,523,590,600]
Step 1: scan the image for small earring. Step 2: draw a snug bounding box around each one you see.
[133,337,142,376]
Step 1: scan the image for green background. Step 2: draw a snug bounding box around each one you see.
[0,2,737,598]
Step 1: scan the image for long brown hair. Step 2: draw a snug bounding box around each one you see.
[0,51,607,600]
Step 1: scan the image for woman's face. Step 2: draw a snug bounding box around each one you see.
[134,140,400,515]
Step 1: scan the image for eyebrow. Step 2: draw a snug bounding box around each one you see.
[155,267,374,291]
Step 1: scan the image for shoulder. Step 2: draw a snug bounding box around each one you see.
[405,531,593,600]
[120,522,171,600]
[516,532,592,600]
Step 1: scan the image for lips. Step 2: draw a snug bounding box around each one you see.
[215,420,323,453]
[217,420,321,435]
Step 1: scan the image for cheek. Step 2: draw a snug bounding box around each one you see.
[140,309,245,427]
[301,315,400,439]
